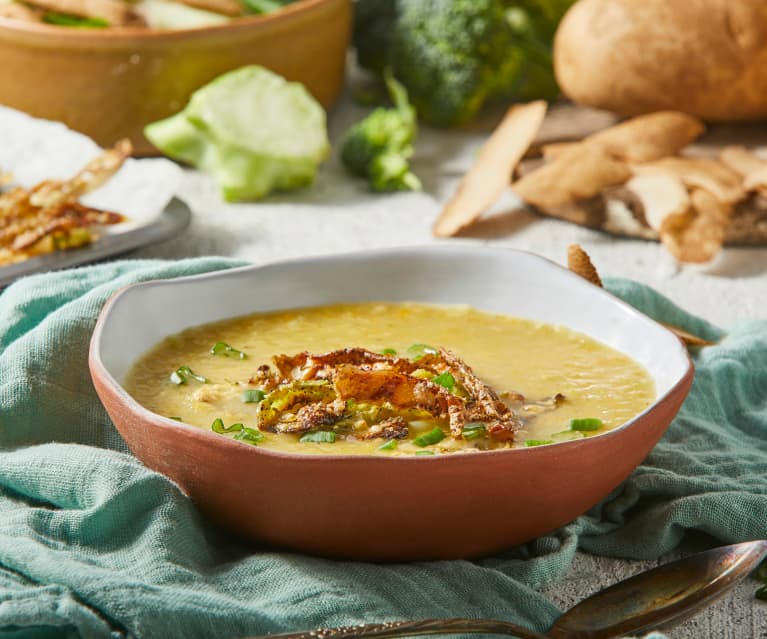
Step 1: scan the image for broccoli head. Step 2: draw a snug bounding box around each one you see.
[353,0,575,127]
[341,72,421,192]
[389,0,515,127]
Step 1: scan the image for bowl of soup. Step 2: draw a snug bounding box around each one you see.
[89,246,693,560]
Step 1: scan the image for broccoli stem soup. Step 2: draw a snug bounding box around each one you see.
[124,302,656,456]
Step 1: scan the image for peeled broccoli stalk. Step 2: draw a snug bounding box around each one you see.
[145,65,329,202]
[341,72,421,192]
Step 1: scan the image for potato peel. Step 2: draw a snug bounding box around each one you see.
[659,187,732,263]
[566,244,715,347]
[433,101,547,237]
[513,143,631,209]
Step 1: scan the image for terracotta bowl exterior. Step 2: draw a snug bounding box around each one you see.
[89,247,694,561]
[0,0,351,155]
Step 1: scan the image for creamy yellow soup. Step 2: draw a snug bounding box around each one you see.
[125,302,656,456]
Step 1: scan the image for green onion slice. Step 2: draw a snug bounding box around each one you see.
[211,418,243,434]
[525,439,554,447]
[43,11,109,27]
[299,431,336,443]
[413,427,445,447]
[415,450,435,456]
[431,372,455,390]
[406,343,438,360]
[168,416,183,422]
[211,341,247,359]
[570,418,604,432]
[234,427,265,444]
[381,348,397,356]
[378,439,398,451]
[242,389,266,404]
[462,423,486,440]
[170,365,208,385]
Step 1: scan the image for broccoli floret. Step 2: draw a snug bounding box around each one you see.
[352,0,575,127]
[390,0,515,127]
[341,71,421,192]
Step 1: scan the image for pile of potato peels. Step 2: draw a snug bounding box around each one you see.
[434,102,767,263]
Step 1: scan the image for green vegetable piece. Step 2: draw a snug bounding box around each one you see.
[211,418,243,434]
[353,0,572,127]
[170,365,208,385]
[381,348,398,356]
[406,343,437,360]
[234,427,265,444]
[525,439,554,447]
[341,70,421,192]
[168,416,183,421]
[462,423,486,440]
[258,381,336,428]
[299,431,336,444]
[756,559,767,582]
[415,450,435,456]
[378,439,398,452]
[413,427,445,447]
[43,11,109,27]
[242,389,267,404]
[756,585,767,601]
[431,372,455,390]
[211,341,247,359]
[145,65,329,202]
[240,0,295,14]
[570,418,604,432]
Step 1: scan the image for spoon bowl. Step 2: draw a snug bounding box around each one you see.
[246,541,767,639]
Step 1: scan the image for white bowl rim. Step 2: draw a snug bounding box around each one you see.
[89,244,694,463]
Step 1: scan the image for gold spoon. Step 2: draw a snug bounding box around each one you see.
[247,540,767,639]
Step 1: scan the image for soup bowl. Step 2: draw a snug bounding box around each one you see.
[89,246,693,561]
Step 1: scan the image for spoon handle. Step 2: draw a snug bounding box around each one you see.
[245,618,549,639]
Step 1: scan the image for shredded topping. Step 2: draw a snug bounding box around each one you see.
[249,347,540,443]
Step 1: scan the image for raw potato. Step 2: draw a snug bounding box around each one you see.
[554,0,767,121]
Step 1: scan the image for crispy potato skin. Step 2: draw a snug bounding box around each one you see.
[554,0,767,121]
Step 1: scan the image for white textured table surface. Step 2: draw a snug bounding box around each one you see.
[130,80,767,637]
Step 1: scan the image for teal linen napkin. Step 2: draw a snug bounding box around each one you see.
[0,259,765,639]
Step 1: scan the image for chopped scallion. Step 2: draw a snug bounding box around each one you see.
[168,416,183,421]
[381,348,397,356]
[525,439,554,447]
[406,343,438,360]
[234,427,265,444]
[431,372,455,390]
[413,427,445,447]
[242,389,266,404]
[415,450,435,456]
[299,431,336,443]
[170,365,208,385]
[570,418,603,432]
[211,418,243,434]
[462,423,486,440]
[378,439,398,451]
[211,341,247,359]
